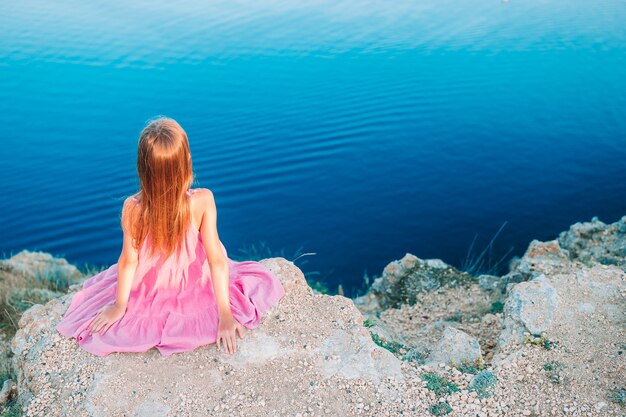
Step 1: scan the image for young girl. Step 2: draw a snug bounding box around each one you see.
[55,116,286,357]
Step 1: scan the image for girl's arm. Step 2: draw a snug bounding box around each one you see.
[199,188,244,354]
[198,189,231,318]
[115,197,140,308]
[88,197,139,335]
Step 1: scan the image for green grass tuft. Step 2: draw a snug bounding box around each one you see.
[489,300,504,314]
[460,221,514,276]
[445,312,463,322]
[450,358,485,374]
[421,373,460,396]
[524,334,559,350]
[308,280,331,295]
[369,332,405,354]
[402,349,426,364]
[0,400,22,417]
[543,361,566,385]
[362,318,375,328]
[468,370,498,398]
[429,402,452,415]
[607,388,626,404]
[232,241,331,293]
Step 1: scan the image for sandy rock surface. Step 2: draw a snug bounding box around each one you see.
[7,216,626,417]
[558,216,626,270]
[491,260,625,416]
[355,220,626,417]
[11,258,408,417]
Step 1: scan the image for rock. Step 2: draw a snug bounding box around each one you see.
[468,370,497,397]
[0,252,85,347]
[558,216,626,270]
[508,256,522,273]
[352,291,382,316]
[401,321,442,362]
[5,215,626,416]
[10,258,404,416]
[425,259,449,269]
[396,321,483,367]
[316,327,401,379]
[4,250,84,289]
[514,240,571,280]
[365,322,398,345]
[360,248,505,364]
[0,379,16,406]
[500,271,527,294]
[594,401,607,411]
[8,287,64,313]
[370,253,474,309]
[427,326,483,367]
[496,274,559,349]
[491,245,625,416]
[477,274,505,293]
[494,240,572,297]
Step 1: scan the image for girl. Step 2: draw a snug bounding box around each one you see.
[56,116,286,357]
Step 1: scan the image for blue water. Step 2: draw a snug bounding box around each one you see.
[1,0,625,297]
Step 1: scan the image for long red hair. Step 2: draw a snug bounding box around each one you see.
[130,116,194,259]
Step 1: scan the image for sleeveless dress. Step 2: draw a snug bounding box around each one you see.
[55,188,286,356]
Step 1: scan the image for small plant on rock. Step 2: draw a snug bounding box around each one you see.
[370,332,405,354]
[445,311,463,322]
[460,221,514,276]
[524,333,559,350]
[0,400,22,417]
[543,361,566,384]
[362,318,375,328]
[469,370,498,398]
[608,388,626,404]
[235,242,323,291]
[421,373,460,396]
[402,349,426,364]
[489,300,504,314]
[450,357,485,374]
[429,401,453,415]
[308,280,331,295]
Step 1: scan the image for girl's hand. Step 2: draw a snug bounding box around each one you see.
[88,303,126,336]
[216,314,246,354]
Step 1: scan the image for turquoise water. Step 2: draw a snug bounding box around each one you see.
[1,0,625,296]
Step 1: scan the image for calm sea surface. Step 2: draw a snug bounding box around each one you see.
[1,0,625,296]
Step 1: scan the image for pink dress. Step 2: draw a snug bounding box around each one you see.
[55,188,286,356]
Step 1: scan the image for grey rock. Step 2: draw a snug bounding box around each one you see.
[399,321,483,367]
[425,259,449,269]
[0,379,16,406]
[370,253,474,309]
[5,249,83,280]
[315,327,403,380]
[514,240,571,279]
[427,326,482,367]
[558,216,626,270]
[8,287,64,313]
[497,274,559,348]
[4,250,84,291]
[477,274,505,292]
[11,258,404,416]
[507,256,522,274]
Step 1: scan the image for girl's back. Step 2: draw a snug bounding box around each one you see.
[55,117,285,357]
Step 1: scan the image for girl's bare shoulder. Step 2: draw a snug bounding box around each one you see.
[120,193,141,230]
[192,188,216,207]
[190,188,216,228]
[125,193,142,212]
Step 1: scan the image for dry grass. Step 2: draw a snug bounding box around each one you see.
[0,255,105,399]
